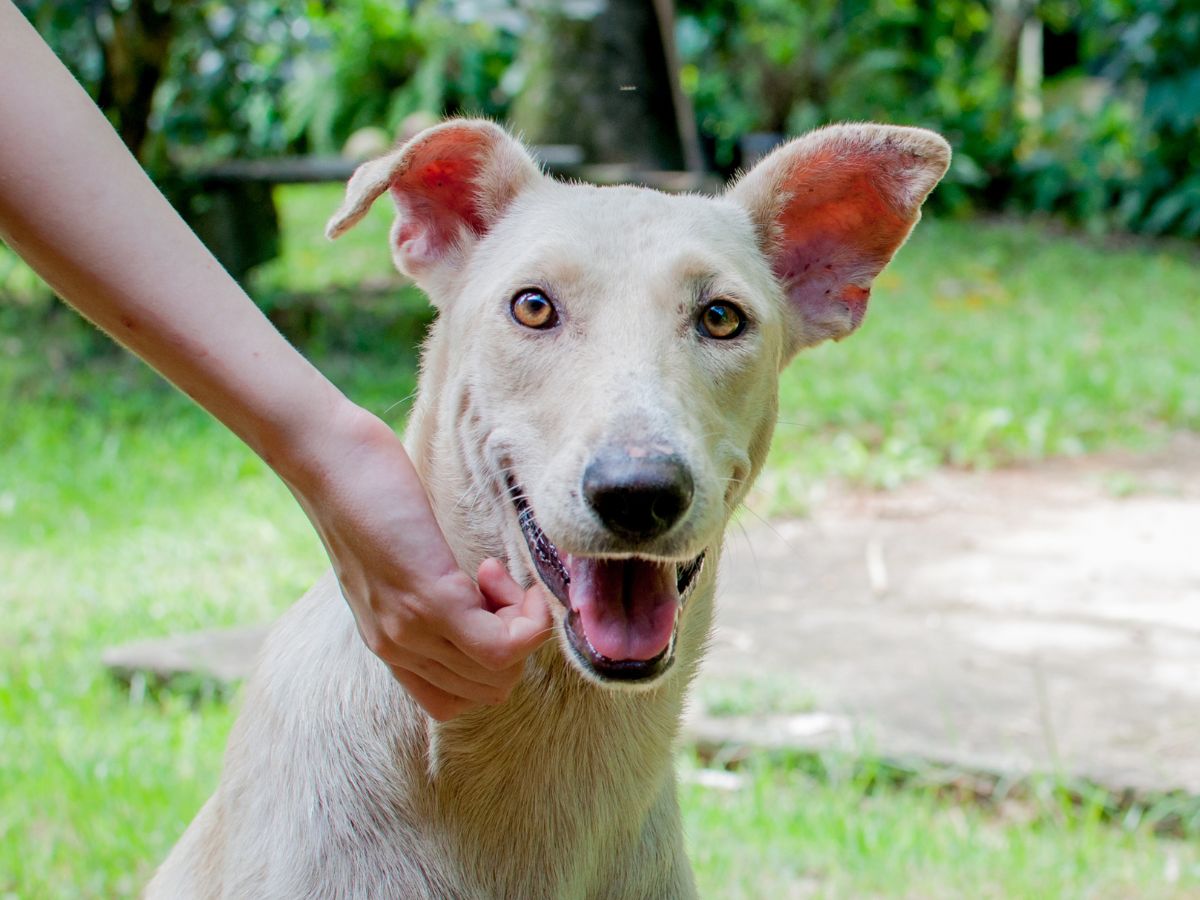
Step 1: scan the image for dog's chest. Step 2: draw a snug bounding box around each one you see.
[414,666,687,898]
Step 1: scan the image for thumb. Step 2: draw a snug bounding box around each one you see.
[476,557,525,612]
[500,586,553,655]
[477,559,553,651]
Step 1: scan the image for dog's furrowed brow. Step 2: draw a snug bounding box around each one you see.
[664,255,757,306]
[494,252,590,295]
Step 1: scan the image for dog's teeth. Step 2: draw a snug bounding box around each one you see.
[675,552,706,599]
[510,479,570,593]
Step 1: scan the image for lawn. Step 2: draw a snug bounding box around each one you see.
[2,185,1199,897]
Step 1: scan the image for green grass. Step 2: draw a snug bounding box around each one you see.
[760,216,1200,506]
[0,355,329,895]
[682,754,1200,899]
[2,185,1199,896]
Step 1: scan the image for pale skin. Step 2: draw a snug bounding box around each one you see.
[0,1,551,721]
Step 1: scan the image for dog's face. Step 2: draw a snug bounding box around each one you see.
[329,120,949,688]
[452,185,784,683]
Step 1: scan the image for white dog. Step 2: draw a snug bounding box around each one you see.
[148,119,948,899]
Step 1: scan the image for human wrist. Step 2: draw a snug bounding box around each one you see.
[268,390,393,498]
[250,375,357,488]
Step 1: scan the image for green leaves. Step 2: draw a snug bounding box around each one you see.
[676,0,1200,236]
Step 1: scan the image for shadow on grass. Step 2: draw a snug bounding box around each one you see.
[689,744,1200,841]
[110,669,243,710]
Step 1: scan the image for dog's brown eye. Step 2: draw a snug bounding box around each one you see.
[511,289,558,330]
[698,301,746,339]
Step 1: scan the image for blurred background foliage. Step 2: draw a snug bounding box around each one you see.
[677,0,1200,236]
[16,0,1200,237]
[18,0,518,166]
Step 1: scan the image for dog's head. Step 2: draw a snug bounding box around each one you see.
[328,119,949,689]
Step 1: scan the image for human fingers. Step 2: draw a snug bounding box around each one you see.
[478,561,554,646]
[354,587,522,692]
[453,599,553,674]
[476,558,528,611]
[388,660,501,718]
[496,587,554,654]
[448,561,550,667]
[390,666,474,722]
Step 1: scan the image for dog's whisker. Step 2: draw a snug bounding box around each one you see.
[453,486,487,511]
[381,389,419,418]
[732,517,766,595]
[737,502,798,555]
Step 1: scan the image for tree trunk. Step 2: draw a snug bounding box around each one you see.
[512,0,697,170]
[90,0,176,162]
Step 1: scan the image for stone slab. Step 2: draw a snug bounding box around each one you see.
[103,626,268,686]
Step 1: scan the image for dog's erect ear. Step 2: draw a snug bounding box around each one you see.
[325,119,541,282]
[728,124,950,354]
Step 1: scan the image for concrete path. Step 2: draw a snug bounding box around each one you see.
[104,437,1200,795]
[692,436,1200,794]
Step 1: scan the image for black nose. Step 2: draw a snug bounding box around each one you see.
[582,450,695,542]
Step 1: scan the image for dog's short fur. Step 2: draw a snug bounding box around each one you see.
[148,120,948,899]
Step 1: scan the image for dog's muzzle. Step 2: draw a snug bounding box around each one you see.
[508,477,705,683]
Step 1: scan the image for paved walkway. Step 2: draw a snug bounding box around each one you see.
[691,436,1200,794]
[105,437,1200,795]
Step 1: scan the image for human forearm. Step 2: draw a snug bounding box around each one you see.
[0,1,344,482]
[1,2,552,718]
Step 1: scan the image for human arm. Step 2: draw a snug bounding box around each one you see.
[0,1,550,720]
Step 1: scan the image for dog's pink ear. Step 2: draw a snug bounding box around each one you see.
[729,124,950,352]
[326,119,540,281]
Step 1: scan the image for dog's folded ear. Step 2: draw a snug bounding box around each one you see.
[326,119,541,285]
[728,124,950,354]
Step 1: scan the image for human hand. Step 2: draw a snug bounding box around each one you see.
[286,403,552,721]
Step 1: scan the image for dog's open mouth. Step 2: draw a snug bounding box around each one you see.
[509,479,705,683]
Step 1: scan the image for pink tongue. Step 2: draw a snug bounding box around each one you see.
[566,556,680,662]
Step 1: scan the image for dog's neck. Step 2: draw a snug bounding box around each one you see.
[400,330,713,874]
